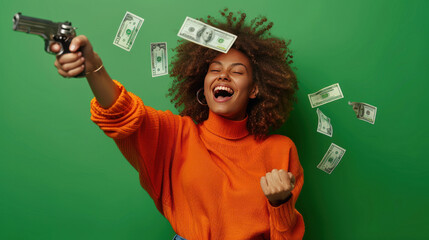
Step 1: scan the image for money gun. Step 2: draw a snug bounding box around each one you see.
[12,12,84,77]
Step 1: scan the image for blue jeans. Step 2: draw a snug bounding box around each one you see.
[173,234,187,240]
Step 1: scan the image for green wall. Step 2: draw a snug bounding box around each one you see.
[1,0,427,239]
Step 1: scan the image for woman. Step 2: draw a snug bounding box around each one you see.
[52,9,304,240]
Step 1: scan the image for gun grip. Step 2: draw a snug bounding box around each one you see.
[52,35,86,78]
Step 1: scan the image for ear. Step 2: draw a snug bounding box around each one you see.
[249,84,259,99]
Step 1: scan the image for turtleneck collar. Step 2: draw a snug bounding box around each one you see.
[201,110,249,140]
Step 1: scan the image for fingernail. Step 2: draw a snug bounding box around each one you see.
[78,51,82,56]
[70,45,76,51]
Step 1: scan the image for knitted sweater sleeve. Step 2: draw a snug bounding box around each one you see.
[89,80,181,213]
[267,139,305,240]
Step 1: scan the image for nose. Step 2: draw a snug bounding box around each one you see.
[218,71,229,80]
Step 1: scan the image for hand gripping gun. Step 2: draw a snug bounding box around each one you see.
[13,12,85,77]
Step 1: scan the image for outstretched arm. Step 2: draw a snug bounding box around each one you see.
[51,35,120,109]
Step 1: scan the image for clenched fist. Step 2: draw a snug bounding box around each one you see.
[260,169,296,207]
[51,35,102,78]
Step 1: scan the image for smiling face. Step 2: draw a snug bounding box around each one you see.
[203,48,258,121]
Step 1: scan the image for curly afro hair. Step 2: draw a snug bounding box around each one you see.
[168,8,298,140]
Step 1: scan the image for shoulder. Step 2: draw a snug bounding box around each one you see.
[164,111,198,132]
[255,134,297,157]
[161,110,196,125]
[261,134,296,148]
[257,134,299,171]
[180,115,198,127]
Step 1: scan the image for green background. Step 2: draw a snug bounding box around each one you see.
[1,0,427,239]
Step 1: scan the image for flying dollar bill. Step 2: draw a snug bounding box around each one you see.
[317,108,333,137]
[177,16,237,53]
[348,101,377,124]
[113,12,144,51]
[317,143,346,174]
[308,83,344,108]
[150,42,168,77]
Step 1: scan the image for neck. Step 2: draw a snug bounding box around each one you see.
[201,110,249,140]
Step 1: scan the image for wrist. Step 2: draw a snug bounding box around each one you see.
[269,193,293,207]
[85,52,103,74]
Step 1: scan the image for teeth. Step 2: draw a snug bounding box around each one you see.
[214,85,234,94]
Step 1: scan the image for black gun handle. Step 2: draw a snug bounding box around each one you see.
[54,35,86,78]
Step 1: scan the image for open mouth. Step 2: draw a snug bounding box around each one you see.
[213,85,234,102]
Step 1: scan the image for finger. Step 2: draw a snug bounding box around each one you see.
[278,169,289,184]
[260,176,269,195]
[69,35,89,53]
[62,57,85,71]
[278,172,291,191]
[54,59,62,70]
[50,42,61,53]
[57,52,83,65]
[265,173,280,192]
[57,68,69,78]
[271,169,284,185]
[66,65,85,77]
[265,172,273,186]
[288,172,296,185]
[288,172,296,189]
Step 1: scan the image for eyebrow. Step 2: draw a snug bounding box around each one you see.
[209,61,249,72]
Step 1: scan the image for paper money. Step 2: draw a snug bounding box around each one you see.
[308,83,344,108]
[177,16,237,53]
[150,42,168,77]
[348,101,377,124]
[113,12,144,51]
[317,108,333,137]
[317,143,346,174]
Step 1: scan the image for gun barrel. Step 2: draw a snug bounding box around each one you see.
[13,12,78,56]
[13,12,58,40]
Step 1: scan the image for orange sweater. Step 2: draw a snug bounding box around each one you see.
[90,80,305,240]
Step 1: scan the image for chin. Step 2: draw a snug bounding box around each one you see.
[210,105,231,115]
